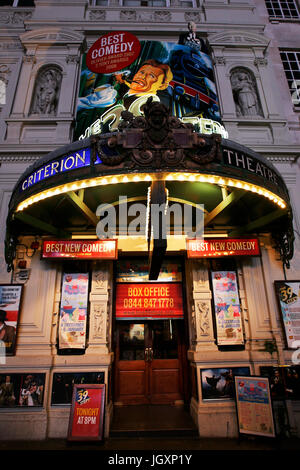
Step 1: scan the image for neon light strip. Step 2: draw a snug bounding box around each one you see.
[15,172,287,213]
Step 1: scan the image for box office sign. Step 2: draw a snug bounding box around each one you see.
[187,238,260,258]
[68,384,105,441]
[274,280,300,349]
[59,273,89,350]
[234,376,275,438]
[211,271,244,346]
[42,239,117,260]
[115,282,184,320]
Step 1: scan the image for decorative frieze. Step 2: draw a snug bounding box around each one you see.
[89,10,106,21]
[184,12,201,23]
[0,10,32,25]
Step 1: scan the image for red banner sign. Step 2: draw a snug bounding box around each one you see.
[186,238,260,258]
[68,384,105,441]
[42,239,118,259]
[115,282,184,319]
[86,31,141,74]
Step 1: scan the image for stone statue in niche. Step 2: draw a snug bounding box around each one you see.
[230,68,262,117]
[30,67,62,115]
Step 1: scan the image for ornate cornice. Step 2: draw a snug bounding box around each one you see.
[95,98,222,170]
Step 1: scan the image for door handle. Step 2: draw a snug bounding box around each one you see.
[149,348,153,362]
[145,348,149,361]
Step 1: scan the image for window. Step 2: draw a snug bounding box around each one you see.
[280,51,300,107]
[265,0,300,19]
[121,0,168,6]
[90,0,109,5]
[1,0,35,6]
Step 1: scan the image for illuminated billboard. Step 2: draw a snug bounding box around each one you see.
[74,38,225,141]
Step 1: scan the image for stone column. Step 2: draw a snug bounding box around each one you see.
[191,259,218,351]
[88,262,112,356]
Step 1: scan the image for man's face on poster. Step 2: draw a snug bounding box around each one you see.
[129,64,167,95]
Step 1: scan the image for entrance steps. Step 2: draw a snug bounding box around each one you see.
[109,405,198,438]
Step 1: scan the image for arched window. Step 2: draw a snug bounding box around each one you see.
[230,67,263,117]
[30,65,62,116]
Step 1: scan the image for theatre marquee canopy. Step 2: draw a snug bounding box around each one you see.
[5,99,294,271]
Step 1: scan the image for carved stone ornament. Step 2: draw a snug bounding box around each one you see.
[196,301,210,336]
[92,303,105,339]
[96,97,222,170]
[230,67,263,117]
[30,66,62,116]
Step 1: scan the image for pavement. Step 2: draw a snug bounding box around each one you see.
[1,436,299,454]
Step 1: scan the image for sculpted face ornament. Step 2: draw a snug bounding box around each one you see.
[96,97,222,168]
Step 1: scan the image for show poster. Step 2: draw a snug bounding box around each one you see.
[0,284,23,356]
[211,271,244,346]
[74,38,222,141]
[234,376,275,438]
[274,280,300,348]
[59,273,89,349]
[68,384,105,441]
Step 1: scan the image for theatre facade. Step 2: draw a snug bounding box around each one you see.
[0,0,300,441]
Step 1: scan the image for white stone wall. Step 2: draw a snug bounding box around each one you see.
[0,0,299,439]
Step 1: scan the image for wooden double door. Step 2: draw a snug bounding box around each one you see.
[114,320,187,405]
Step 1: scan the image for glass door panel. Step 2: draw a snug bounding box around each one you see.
[152,320,179,359]
[118,323,145,361]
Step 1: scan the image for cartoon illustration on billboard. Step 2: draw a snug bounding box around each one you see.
[74,39,222,141]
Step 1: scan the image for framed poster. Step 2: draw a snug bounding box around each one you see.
[211,271,244,346]
[0,284,23,356]
[234,376,275,438]
[51,372,105,405]
[58,273,89,350]
[260,365,300,400]
[201,367,250,400]
[0,373,45,408]
[274,280,300,348]
[67,384,105,441]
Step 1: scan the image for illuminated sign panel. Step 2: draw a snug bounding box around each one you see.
[187,238,260,258]
[20,148,94,192]
[115,282,184,320]
[42,239,118,260]
[74,38,224,141]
